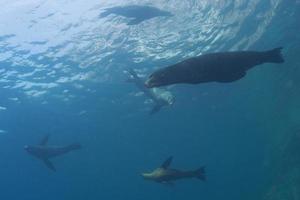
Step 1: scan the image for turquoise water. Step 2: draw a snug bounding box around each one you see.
[0,0,300,200]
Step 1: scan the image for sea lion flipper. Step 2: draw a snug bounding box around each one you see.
[126,68,137,77]
[150,104,163,115]
[39,134,50,146]
[265,47,284,63]
[125,68,139,81]
[161,156,173,169]
[43,159,56,171]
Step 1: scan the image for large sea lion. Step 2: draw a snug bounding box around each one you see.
[145,47,284,88]
[142,156,206,185]
[24,135,81,171]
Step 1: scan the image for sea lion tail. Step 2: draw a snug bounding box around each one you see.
[195,166,206,181]
[265,47,284,63]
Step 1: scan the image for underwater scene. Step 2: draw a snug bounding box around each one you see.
[0,0,300,200]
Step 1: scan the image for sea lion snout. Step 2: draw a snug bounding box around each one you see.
[145,78,155,88]
[146,71,172,88]
[145,75,161,88]
[141,173,152,180]
[24,145,33,154]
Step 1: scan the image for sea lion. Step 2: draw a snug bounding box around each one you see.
[99,5,173,25]
[142,156,206,185]
[126,68,175,114]
[145,47,284,88]
[24,135,81,171]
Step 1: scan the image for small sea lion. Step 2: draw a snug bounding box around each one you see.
[142,156,206,185]
[24,135,81,171]
[99,5,173,25]
[126,68,175,114]
[145,47,284,88]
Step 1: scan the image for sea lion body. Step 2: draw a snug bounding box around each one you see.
[145,48,284,88]
[143,167,205,183]
[24,135,81,171]
[25,144,81,160]
[142,157,205,184]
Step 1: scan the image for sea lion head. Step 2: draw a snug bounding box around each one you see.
[141,168,166,181]
[24,145,34,154]
[152,88,175,106]
[141,172,154,180]
[145,71,170,88]
[24,145,41,157]
[24,145,34,153]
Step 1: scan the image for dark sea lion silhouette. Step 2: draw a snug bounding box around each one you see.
[145,47,284,88]
[126,68,175,114]
[99,5,173,25]
[24,135,81,171]
[142,156,206,185]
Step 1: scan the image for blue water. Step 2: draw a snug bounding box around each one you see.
[1,0,300,200]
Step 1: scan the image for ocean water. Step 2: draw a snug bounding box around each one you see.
[0,0,300,200]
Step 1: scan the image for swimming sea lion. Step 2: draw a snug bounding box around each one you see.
[100,5,173,25]
[142,156,206,185]
[24,135,81,171]
[126,68,175,114]
[145,47,284,88]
